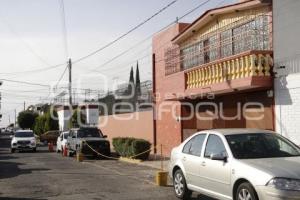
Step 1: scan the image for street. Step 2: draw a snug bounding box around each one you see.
[0,133,211,200]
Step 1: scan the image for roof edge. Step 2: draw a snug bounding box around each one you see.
[172,0,270,43]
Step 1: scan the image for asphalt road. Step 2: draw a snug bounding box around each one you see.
[0,133,212,200]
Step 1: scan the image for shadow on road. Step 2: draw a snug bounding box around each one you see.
[0,197,47,200]
[190,194,217,200]
[0,161,50,179]
[0,155,15,161]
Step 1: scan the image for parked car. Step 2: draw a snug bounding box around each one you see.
[169,129,300,200]
[10,130,37,153]
[40,130,59,144]
[56,131,69,153]
[67,127,110,158]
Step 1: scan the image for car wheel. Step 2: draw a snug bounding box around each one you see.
[173,169,192,199]
[236,182,258,200]
[10,148,15,153]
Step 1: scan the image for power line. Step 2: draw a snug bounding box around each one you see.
[84,0,213,74]
[54,65,69,88]
[0,79,50,88]
[72,0,179,64]
[0,11,51,68]
[59,0,69,59]
[0,62,67,75]
[0,11,67,75]
[75,0,213,81]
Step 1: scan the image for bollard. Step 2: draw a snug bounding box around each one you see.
[76,152,84,162]
[48,142,54,152]
[156,171,168,186]
[76,141,84,162]
[155,144,168,186]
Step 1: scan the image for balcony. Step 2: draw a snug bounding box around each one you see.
[186,50,273,95]
[163,50,273,100]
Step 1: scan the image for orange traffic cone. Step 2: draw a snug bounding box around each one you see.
[63,145,68,157]
[48,142,54,152]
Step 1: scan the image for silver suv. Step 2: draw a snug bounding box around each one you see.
[11,130,37,153]
[169,129,300,200]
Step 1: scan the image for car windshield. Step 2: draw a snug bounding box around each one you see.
[15,132,34,138]
[63,133,69,139]
[226,133,300,159]
[77,128,103,138]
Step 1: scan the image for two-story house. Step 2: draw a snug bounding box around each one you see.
[153,0,274,155]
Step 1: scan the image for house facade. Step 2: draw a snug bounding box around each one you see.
[153,0,274,156]
[273,0,300,145]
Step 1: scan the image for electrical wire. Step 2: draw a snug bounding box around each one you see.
[0,79,50,88]
[59,0,69,60]
[81,0,213,74]
[72,0,179,64]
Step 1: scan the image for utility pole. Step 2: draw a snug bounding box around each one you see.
[14,109,16,126]
[23,101,25,111]
[68,58,72,105]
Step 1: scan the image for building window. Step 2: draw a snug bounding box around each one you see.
[220,29,232,58]
[209,34,219,62]
[233,16,269,54]
[181,41,203,70]
[166,15,270,75]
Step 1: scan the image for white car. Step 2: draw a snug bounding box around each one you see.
[169,129,300,200]
[11,130,37,153]
[56,131,69,153]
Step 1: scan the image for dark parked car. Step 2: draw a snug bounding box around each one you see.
[66,127,110,158]
[40,130,60,144]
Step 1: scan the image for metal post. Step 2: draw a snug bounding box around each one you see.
[68,58,72,105]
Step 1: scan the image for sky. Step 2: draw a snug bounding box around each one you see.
[0,0,236,126]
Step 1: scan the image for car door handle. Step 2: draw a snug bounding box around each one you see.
[201,161,206,166]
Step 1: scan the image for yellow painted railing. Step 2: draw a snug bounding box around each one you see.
[186,51,273,89]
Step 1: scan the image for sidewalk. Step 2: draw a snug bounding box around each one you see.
[136,154,170,171]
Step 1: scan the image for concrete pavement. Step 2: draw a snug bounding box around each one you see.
[0,133,212,200]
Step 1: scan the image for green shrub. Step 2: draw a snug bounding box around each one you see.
[112,137,151,160]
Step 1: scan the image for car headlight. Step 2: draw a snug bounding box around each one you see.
[267,178,300,191]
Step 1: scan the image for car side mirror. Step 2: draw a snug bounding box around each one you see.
[103,135,107,138]
[210,153,227,162]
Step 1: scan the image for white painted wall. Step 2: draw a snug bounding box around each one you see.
[85,108,99,125]
[57,109,71,131]
[273,0,300,144]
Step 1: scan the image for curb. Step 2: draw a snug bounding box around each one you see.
[118,157,142,164]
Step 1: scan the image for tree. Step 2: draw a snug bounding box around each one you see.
[135,61,141,98]
[34,115,47,136]
[17,111,38,130]
[127,66,135,96]
[68,109,86,128]
[44,110,59,131]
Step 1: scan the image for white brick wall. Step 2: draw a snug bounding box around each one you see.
[274,0,300,144]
